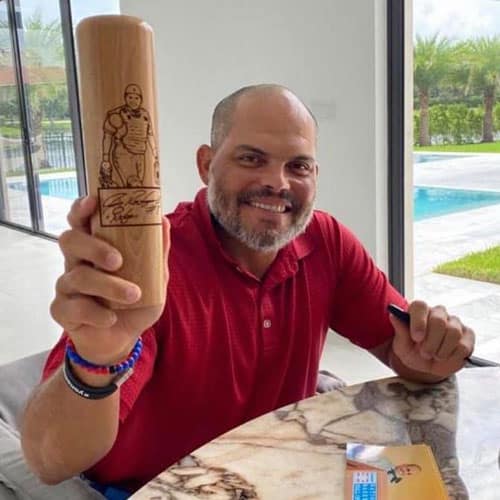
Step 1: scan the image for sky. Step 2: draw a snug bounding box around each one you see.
[22,0,120,26]
[414,0,500,40]
[22,0,500,41]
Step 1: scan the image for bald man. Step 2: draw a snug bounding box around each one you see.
[18,84,474,497]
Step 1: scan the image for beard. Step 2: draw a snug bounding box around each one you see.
[207,177,315,253]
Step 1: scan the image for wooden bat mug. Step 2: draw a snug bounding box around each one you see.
[76,15,165,309]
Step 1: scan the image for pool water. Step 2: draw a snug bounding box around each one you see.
[414,186,500,221]
[9,177,500,221]
[414,153,467,163]
[9,177,78,200]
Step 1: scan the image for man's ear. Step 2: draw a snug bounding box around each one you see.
[196,144,213,185]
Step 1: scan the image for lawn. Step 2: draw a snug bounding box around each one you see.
[6,167,75,177]
[434,245,500,285]
[415,142,500,153]
[0,120,72,138]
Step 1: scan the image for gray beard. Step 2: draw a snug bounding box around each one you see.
[207,182,314,253]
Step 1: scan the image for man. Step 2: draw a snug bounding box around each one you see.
[99,83,159,188]
[19,84,474,497]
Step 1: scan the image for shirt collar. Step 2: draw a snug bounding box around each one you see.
[192,188,316,286]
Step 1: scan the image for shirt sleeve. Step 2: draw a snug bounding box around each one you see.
[41,328,158,423]
[317,213,407,349]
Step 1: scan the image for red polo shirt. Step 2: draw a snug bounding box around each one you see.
[42,188,405,492]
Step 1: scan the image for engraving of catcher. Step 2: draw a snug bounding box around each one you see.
[99,84,159,188]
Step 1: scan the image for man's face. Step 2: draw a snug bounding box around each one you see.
[125,93,142,110]
[206,91,318,253]
[395,464,421,477]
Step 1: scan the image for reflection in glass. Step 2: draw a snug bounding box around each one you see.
[16,0,75,234]
[0,0,32,228]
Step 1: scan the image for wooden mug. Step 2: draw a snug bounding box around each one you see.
[76,15,165,309]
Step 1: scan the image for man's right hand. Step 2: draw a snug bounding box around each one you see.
[50,195,170,367]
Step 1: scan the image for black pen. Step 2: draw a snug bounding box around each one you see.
[387,304,499,368]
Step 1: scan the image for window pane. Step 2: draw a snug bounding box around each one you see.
[71,0,120,25]
[0,0,32,229]
[413,0,500,364]
[15,0,75,235]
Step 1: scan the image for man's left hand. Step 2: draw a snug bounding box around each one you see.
[389,300,475,379]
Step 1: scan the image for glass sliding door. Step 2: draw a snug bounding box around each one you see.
[0,0,33,229]
[14,0,77,235]
[389,0,500,364]
[0,0,120,237]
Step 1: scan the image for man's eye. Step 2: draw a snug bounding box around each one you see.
[289,162,312,174]
[239,155,262,164]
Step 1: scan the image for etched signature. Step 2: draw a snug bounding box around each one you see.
[100,189,161,225]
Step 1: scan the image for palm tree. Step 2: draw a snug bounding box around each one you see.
[464,36,500,142]
[414,34,456,146]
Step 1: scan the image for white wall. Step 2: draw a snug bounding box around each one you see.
[121,0,388,267]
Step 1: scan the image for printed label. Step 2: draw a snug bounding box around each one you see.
[352,471,378,500]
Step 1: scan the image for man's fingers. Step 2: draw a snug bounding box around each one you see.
[389,313,414,360]
[435,316,463,360]
[419,306,448,359]
[59,230,123,273]
[453,326,475,360]
[67,195,97,231]
[50,295,117,331]
[56,265,141,305]
[407,300,429,342]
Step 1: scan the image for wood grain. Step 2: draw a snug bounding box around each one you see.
[76,15,165,309]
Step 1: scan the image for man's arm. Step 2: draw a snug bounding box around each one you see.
[21,367,119,484]
[21,196,169,484]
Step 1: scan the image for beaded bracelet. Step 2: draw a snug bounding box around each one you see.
[65,337,143,375]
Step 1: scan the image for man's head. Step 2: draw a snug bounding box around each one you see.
[394,464,422,477]
[124,84,142,110]
[197,84,319,253]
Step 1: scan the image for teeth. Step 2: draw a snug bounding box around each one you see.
[249,201,286,213]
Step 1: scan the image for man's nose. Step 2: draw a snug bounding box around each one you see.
[261,163,291,192]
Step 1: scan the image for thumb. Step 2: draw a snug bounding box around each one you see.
[389,313,414,355]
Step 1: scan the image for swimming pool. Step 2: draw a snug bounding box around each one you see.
[414,186,500,220]
[9,176,78,200]
[8,177,500,221]
[414,153,467,163]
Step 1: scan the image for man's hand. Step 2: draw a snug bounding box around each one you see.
[50,195,170,366]
[389,300,475,380]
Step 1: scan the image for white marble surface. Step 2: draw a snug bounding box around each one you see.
[132,368,500,500]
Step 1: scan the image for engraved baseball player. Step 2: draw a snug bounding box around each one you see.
[99,84,159,187]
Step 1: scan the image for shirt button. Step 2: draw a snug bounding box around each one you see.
[263,319,272,328]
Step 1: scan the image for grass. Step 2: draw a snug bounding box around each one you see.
[6,167,75,177]
[415,142,500,153]
[434,245,500,284]
[0,120,71,138]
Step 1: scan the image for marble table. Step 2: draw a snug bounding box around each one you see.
[131,368,500,500]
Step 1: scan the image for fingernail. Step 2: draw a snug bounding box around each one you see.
[414,330,425,342]
[106,252,122,270]
[80,195,91,209]
[126,286,141,302]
